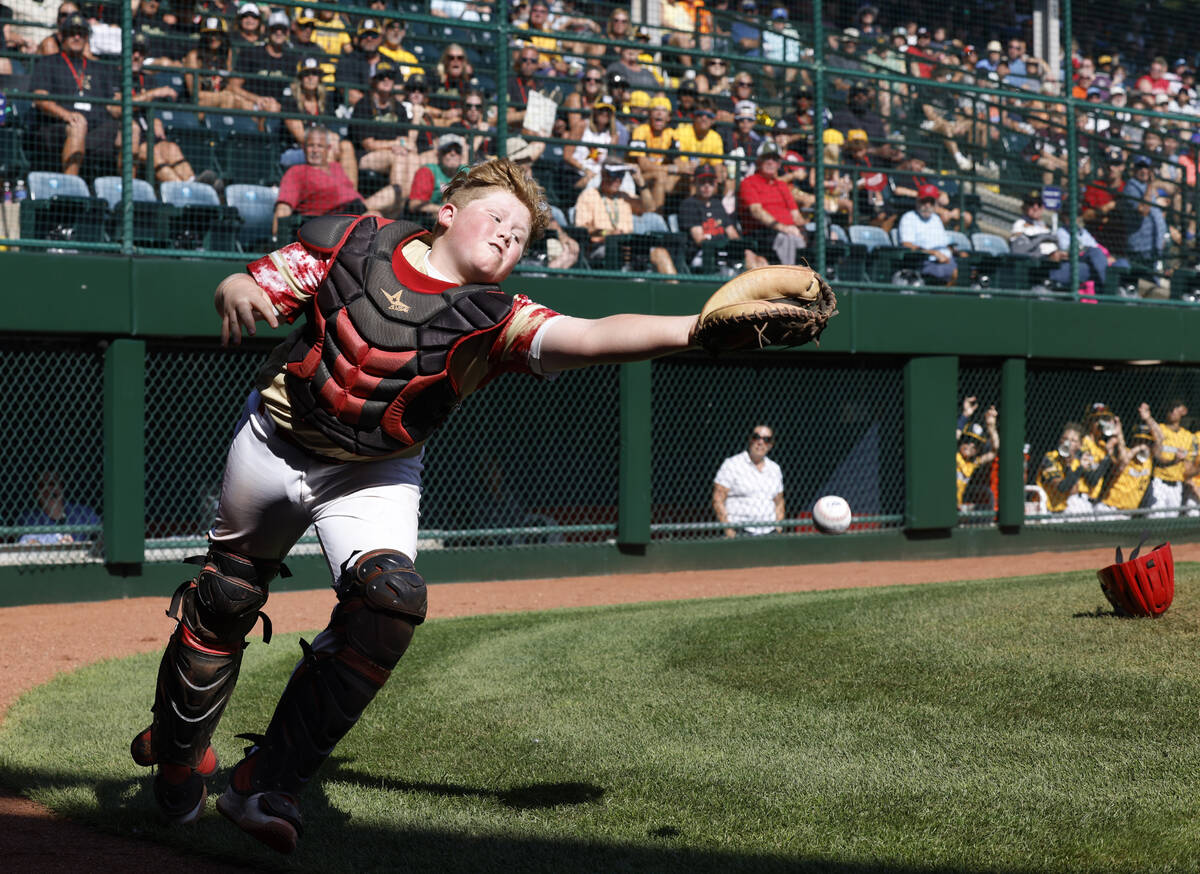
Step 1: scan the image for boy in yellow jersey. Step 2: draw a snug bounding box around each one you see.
[1095,404,1161,518]
[1149,399,1196,517]
[628,97,682,211]
[1036,422,1089,521]
[1078,403,1120,504]
[955,405,998,511]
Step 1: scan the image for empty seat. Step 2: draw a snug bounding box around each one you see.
[20,171,106,242]
[849,223,926,284]
[160,180,241,250]
[225,183,278,251]
[93,176,171,248]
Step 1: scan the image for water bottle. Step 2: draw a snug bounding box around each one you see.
[3,181,11,203]
[14,180,25,202]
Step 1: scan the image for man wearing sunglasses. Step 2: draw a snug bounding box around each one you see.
[350,60,418,193]
[338,17,386,108]
[713,425,785,537]
[228,9,292,112]
[674,96,726,189]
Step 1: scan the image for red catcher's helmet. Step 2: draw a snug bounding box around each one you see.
[1097,540,1174,617]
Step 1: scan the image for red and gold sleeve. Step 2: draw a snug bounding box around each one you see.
[490,294,563,374]
[246,242,332,323]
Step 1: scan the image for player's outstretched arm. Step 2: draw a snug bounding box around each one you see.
[538,313,697,373]
[215,273,280,346]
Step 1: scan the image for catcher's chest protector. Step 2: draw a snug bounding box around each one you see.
[1097,541,1175,617]
[283,216,516,457]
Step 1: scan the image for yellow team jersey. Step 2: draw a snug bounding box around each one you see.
[956,452,977,507]
[1190,428,1200,493]
[312,18,351,61]
[378,45,424,78]
[1078,434,1109,500]
[1037,451,1082,513]
[628,123,677,162]
[1155,425,1195,482]
[674,125,724,168]
[1102,452,1154,510]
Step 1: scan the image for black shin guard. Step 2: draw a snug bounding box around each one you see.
[234,550,425,796]
[150,549,279,768]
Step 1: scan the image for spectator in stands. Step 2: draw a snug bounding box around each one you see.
[738,141,807,265]
[407,134,468,218]
[309,4,351,63]
[674,96,726,191]
[1136,56,1171,95]
[574,160,677,275]
[336,19,386,109]
[564,64,606,132]
[400,74,444,160]
[830,82,903,165]
[897,184,957,285]
[182,17,254,111]
[842,134,895,231]
[430,44,473,117]
[1010,190,1105,288]
[671,78,699,123]
[781,86,816,143]
[679,164,769,272]
[761,6,800,97]
[507,45,542,130]
[1055,212,1114,289]
[459,90,495,158]
[956,407,998,512]
[230,3,262,50]
[289,8,326,72]
[769,120,819,215]
[695,56,735,112]
[606,43,660,92]
[1119,154,1171,293]
[606,73,635,130]
[554,4,603,70]
[130,32,195,183]
[133,0,182,63]
[1082,147,1128,257]
[601,7,633,69]
[724,99,764,183]
[351,60,419,195]
[730,0,762,57]
[431,0,491,20]
[564,93,620,192]
[273,126,399,235]
[890,154,970,229]
[17,469,99,546]
[378,19,422,80]
[628,96,682,212]
[39,2,89,57]
[228,9,290,111]
[279,56,356,180]
[514,0,566,76]
[725,72,758,123]
[32,12,118,176]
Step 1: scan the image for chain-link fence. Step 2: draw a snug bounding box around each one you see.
[651,352,904,538]
[0,0,1194,298]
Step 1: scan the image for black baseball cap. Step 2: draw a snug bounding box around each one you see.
[1022,189,1043,206]
[61,11,90,35]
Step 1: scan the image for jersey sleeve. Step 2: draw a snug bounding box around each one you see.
[245,242,333,323]
[488,294,564,375]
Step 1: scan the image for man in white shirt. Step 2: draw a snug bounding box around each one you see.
[713,424,785,536]
[897,184,956,285]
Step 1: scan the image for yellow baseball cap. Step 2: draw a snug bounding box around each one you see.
[847,128,868,141]
[649,95,673,110]
[630,90,651,108]
[822,128,845,145]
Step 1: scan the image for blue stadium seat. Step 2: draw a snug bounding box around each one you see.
[160,180,241,250]
[208,115,279,186]
[849,223,926,284]
[225,183,278,251]
[160,108,221,175]
[20,172,107,242]
[93,176,171,248]
[947,230,972,252]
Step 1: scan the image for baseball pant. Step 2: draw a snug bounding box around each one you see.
[1148,478,1184,518]
[209,392,424,581]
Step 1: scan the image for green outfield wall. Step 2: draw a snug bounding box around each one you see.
[1,253,1198,607]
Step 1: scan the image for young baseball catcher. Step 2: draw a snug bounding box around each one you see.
[129,157,836,853]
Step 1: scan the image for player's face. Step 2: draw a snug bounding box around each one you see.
[1060,429,1081,455]
[1168,404,1188,424]
[438,190,532,284]
[959,440,977,460]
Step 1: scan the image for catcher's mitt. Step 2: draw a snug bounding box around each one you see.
[1097,539,1174,617]
[692,265,838,354]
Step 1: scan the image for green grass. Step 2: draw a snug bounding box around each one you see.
[5,568,1200,872]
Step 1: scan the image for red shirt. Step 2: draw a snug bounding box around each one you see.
[277,163,362,216]
[737,171,798,232]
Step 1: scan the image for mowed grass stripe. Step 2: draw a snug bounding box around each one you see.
[3,567,1200,873]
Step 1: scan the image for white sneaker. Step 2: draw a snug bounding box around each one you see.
[954,152,973,171]
[920,119,937,131]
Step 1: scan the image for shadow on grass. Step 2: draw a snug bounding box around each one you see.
[0,762,1044,874]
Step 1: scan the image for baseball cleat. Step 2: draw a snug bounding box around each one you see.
[130,725,219,776]
[216,785,303,854]
[153,763,208,825]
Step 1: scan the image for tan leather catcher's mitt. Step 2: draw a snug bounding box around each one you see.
[692,265,838,353]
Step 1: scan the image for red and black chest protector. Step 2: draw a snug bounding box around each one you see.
[278,215,516,457]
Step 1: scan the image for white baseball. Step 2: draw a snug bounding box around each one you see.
[812,495,852,535]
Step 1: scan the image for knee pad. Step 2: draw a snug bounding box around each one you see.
[333,549,426,670]
[172,548,279,647]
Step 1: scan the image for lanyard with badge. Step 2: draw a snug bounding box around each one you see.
[61,51,91,112]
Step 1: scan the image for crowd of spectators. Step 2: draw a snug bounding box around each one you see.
[0,0,1197,286]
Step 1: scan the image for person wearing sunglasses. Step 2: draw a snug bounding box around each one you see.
[506,46,542,129]
[458,89,495,157]
[674,96,726,189]
[563,62,606,132]
[378,18,424,81]
[713,425,785,537]
[430,43,474,116]
[337,17,387,108]
[350,59,419,194]
[514,0,567,76]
